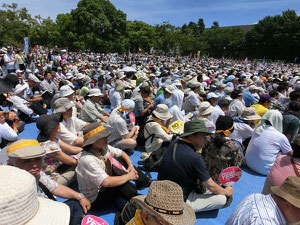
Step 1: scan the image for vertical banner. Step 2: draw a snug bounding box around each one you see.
[24,37,29,54]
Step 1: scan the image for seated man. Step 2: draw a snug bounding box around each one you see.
[39,70,58,96]
[53,98,88,146]
[6,139,91,225]
[0,111,18,148]
[107,99,139,151]
[127,180,196,225]
[158,120,233,212]
[226,177,300,225]
[80,89,110,123]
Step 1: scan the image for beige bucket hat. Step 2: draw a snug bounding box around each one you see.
[241,108,261,121]
[0,165,70,225]
[153,104,173,120]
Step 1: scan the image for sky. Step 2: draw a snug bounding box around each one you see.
[2,0,300,27]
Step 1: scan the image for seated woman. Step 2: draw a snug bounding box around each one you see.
[144,104,174,153]
[262,136,300,194]
[37,113,82,185]
[107,99,139,151]
[229,108,261,149]
[76,122,140,211]
[0,111,18,149]
[245,110,293,175]
[202,115,245,185]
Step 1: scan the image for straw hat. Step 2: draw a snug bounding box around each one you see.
[271,176,300,208]
[153,104,173,120]
[53,98,74,113]
[6,139,45,159]
[133,180,196,225]
[82,122,111,147]
[198,101,214,116]
[241,108,261,121]
[59,85,74,97]
[0,165,70,225]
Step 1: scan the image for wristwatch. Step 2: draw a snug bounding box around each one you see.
[76,193,84,201]
[128,160,133,165]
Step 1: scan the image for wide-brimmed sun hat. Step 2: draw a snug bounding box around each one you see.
[180,120,209,137]
[88,88,103,97]
[82,122,111,147]
[165,84,176,94]
[0,165,70,225]
[153,104,173,120]
[207,92,219,100]
[241,108,261,121]
[198,101,214,116]
[13,84,27,95]
[133,180,196,225]
[28,74,40,83]
[271,176,300,208]
[53,97,74,113]
[59,85,75,97]
[114,80,125,92]
[6,139,45,159]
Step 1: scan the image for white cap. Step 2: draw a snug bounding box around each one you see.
[207,92,219,99]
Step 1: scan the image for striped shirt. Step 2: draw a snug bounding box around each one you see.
[225,194,286,225]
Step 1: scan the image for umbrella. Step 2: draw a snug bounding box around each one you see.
[122,66,137,72]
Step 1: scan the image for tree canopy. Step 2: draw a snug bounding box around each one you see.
[0,1,299,62]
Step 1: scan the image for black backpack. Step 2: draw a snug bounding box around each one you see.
[114,201,141,225]
[138,146,167,172]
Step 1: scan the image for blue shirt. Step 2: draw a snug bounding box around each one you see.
[154,93,165,108]
[242,91,256,107]
[226,194,286,225]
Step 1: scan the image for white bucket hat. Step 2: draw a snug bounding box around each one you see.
[207,92,218,100]
[14,84,27,95]
[165,84,176,94]
[53,97,75,113]
[153,104,173,120]
[59,85,75,97]
[76,73,85,80]
[28,74,41,83]
[0,165,70,225]
[88,89,103,97]
[198,101,214,116]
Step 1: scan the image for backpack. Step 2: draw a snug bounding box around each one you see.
[138,146,166,172]
[114,201,141,225]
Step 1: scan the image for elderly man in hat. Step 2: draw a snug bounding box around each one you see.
[158,120,233,212]
[6,139,91,225]
[109,80,126,109]
[76,123,140,210]
[53,98,88,146]
[80,89,110,123]
[127,180,196,225]
[226,177,300,225]
[107,99,139,151]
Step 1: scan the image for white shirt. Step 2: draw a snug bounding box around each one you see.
[245,126,292,175]
[56,117,86,145]
[109,90,122,109]
[76,146,122,203]
[0,122,18,144]
[23,83,34,99]
[227,99,245,118]
[107,109,128,143]
[10,95,34,115]
[144,118,173,152]
[226,194,286,225]
[229,122,254,143]
[3,54,15,70]
[208,105,224,124]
